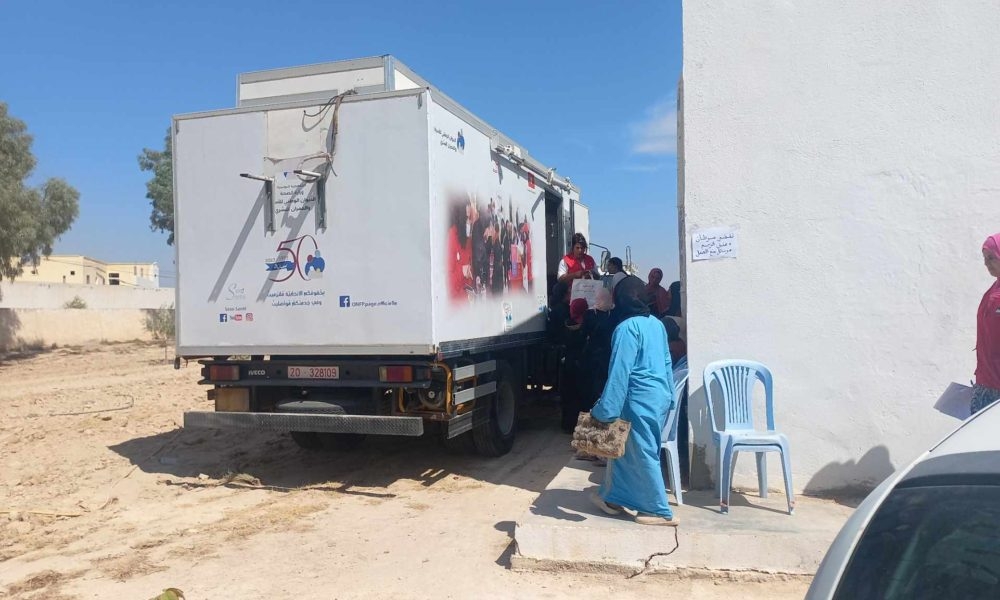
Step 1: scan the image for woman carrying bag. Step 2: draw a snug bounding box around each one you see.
[588,276,678,526]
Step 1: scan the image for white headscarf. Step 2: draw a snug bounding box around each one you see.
[594,287,613,312]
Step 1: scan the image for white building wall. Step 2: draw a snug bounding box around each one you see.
[681,1,1000,492]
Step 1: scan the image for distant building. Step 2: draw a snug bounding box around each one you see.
[18,255,160,288]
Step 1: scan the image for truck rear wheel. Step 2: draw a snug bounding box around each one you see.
[472,362,518,457]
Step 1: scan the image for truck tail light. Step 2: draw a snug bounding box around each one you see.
[379,366,414,383]
[209,365,240,381]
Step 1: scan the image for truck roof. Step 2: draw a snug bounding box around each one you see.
[175,55,575,193]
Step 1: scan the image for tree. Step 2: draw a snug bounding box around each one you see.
[0,102,80,283]
[138,128,174,245]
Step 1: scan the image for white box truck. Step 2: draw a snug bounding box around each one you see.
[175,56,588,455]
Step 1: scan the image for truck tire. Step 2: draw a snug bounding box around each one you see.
[472,362,519,457]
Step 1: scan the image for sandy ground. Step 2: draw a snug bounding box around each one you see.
[0,343,810,599]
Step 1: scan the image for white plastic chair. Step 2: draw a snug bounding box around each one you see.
[704,359,794,515]
[661,360,689,505]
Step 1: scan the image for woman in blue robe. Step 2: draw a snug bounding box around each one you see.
[590,276,677,526]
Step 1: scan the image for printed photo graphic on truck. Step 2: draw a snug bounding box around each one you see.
[446,191,535,305]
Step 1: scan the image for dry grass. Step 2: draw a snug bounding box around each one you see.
[93,551,166,582]
[0,519,94,563]
[220,498,326,541]
[4,569,82,599]
[129,537,171,551]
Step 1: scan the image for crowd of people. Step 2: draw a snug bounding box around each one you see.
[547,233,686,526]
[447,195,534,302]
[539,231,1000,527]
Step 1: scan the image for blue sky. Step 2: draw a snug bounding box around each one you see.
[1,1,682,287]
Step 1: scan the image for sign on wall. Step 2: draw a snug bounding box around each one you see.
[692,226,739,261]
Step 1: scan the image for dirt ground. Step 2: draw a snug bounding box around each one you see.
[0,343,810,599]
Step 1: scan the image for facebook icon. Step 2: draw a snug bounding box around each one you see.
[219,313,228,323]
[339,296,351,308]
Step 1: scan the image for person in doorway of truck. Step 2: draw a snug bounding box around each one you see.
[589,276,678,526]
[547,281,571,339]
[559,297,590,433]
[606,257,623,275]
[569,297,589,327]
[662,316,687,364]
[972,232,1000,414]
[573,294,612,462]
[666,280,682,318]
[645,268,672,318]
[558,233,598,284]
[548,282,582,433]
[605,256,627,291]
[580,287,616,416]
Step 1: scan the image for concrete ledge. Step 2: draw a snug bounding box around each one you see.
[513,459,854,576]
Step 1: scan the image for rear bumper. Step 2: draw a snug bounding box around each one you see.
[183,411,424,436]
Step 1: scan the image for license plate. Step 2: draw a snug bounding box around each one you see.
[287,365,340,380]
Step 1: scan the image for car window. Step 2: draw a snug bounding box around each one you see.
[834,485,1000,600]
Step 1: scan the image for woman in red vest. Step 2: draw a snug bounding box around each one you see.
[557,233,597,284]
[973,232,1000,414]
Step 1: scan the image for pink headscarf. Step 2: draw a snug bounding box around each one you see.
[647,268,664,288]
[569,298,589,324]
[984,234,1000,261]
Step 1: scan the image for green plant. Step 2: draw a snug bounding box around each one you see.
[144,304,176,361]
[63,296,87,309]
[144,304,175,340]
[0,102,80,284]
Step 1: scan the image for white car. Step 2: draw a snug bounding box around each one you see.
[807,400,1000,599]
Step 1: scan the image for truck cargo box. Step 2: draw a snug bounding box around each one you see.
[173,57,581,358]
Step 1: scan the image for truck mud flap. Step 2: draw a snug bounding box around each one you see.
[184,411,424,436]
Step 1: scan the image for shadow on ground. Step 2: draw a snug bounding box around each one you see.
[684,489,792,515]
[804,445,895,507]
[494,521,517,568]
[108,396,572,497]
